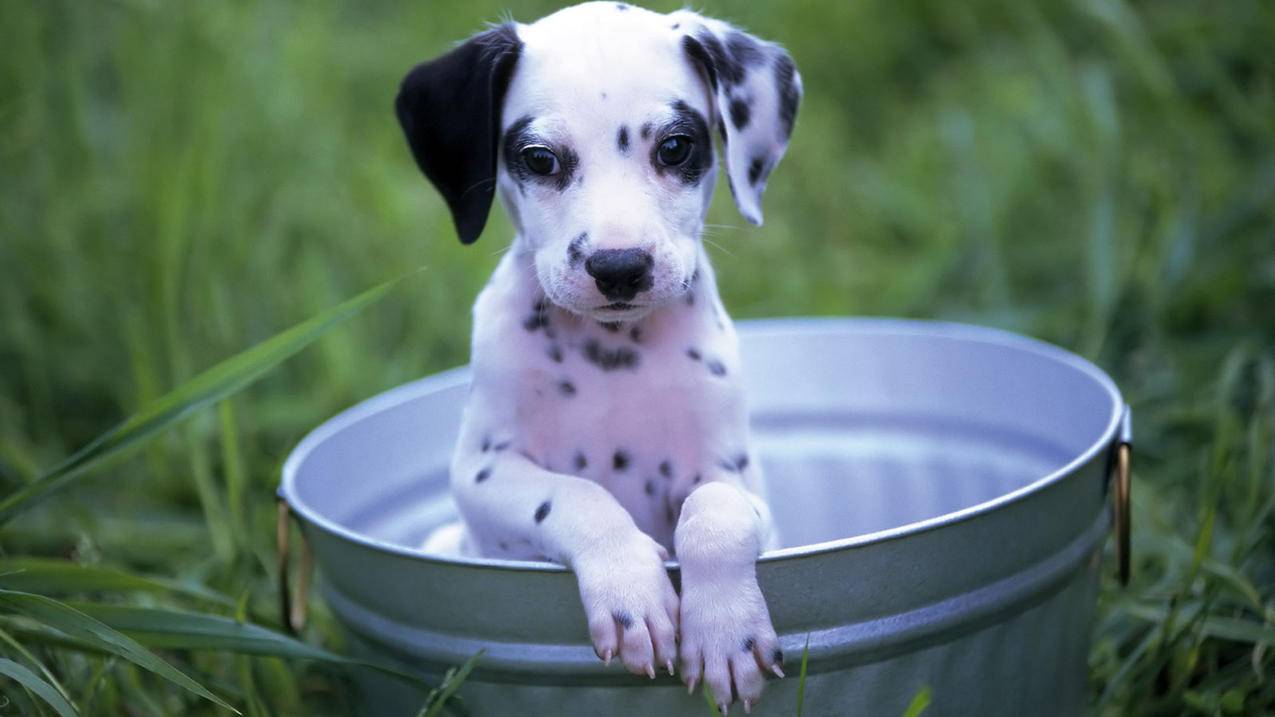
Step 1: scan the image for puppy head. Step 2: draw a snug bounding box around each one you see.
[396,2,801,321]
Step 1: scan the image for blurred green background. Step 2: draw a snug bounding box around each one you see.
[1,0,1272,714]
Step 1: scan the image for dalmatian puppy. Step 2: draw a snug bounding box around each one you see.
[396,3,800,711]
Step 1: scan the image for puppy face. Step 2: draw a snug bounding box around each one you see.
[396,2,802,322]
[498,6,716,322]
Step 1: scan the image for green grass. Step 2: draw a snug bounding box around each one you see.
[1,0,1272,714]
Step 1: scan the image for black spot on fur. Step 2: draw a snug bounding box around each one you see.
[502,115,580,191]
[574,452,588,470]
[475,467,492,483]
[686,348,701,361]
[748,156,766,186]
[553,146,580,191]
[615,2,630,9]
[492,440,511,452]
[719,453,749,472]
[613,610,634,629]
[697,31,743,86]
[617,125,630,154]
[548,344,563,363]
[583,339,640,371]
[481,436,492,452]
[498,540,509,551]
[568,232,588,266]
[685,29,767,95]
[613,450,630,471]
[664,495,678,524]
[706,358,727,377]
[693,473,702,484]
[653,100,713,185]
[524,297,551,332]
[501,114,536,183]
[645,479,657,496]
[671,22,680,30]
[729,97,751,130]
[534,500,552,523]
[681,36,719,92]
[742,637,755,652]
[727,32,766,69]
[659,460,672,478]
[600,321,622,333]
[640,122,652,140]
[685,290,696,306]
[558,380,576,396]
[774,54,800,138]
[629,325,642,343]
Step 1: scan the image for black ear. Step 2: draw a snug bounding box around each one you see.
[395,24,522,244]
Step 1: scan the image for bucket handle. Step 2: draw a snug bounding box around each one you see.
[1112,406,1133,586]
[276,499,313,634]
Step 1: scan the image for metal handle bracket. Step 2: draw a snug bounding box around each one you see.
[276,499,314,634]
[1113,406,1133,586]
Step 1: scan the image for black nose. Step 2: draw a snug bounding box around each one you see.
[585,249,654,302]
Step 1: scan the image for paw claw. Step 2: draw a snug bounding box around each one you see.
[687,678,698,695]
[743,698,752,714]
[666,659,675,676]
[603,649,612,666]
[771,664,785,679]
[645,663,655,679]
[718,703,729,716]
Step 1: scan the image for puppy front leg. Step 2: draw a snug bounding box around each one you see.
[675,481,782,713]
[452,450,679,678]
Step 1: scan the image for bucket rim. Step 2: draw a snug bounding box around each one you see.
[279,316,1125,572]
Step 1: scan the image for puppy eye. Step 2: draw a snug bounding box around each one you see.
[520,146,560,176]
[656,135,693,167]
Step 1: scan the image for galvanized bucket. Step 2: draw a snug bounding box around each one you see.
[278,318,1131,716]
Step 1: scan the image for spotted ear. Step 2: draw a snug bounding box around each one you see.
[395,24,522,244]
[677,15,801,226]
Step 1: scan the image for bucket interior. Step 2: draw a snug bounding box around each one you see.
[285,319,1121,554]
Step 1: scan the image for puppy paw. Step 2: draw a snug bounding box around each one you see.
[679,573,782,713]
[573,532,680,678]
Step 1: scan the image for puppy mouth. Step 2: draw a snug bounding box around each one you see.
[588,301,650,321]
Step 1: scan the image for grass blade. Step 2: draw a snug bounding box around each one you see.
[0,274,406,525]
[1124,603,1275,646]
[0,657,79,717]
[700,685,722,715]
[76,656,115,716]
[0,590,238,713]
[65,602,429,686]
[0,623,75,705]
[417,650,482,717]
[901,685,932,717]
[0,559,233,607]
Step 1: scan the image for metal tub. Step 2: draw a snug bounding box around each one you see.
[279,318,1130,716]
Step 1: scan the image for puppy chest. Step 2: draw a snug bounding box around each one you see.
[512,338,734,459]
